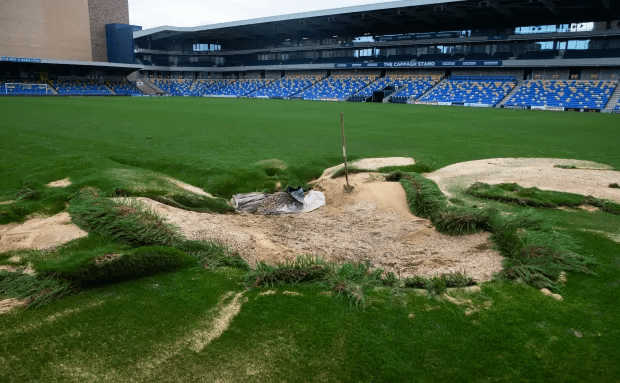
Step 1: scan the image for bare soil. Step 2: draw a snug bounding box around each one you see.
[46,178,72,188]
[320,157,415,178]
[427,158,620,202]
[0,212,87,253]
[135,171,502,281]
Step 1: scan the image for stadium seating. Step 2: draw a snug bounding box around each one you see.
[389,75,443,104]
[247,76,321,98]
[154,79,193,96]
[208,79,272,97]
[296,75,377,100]
[504,80,617,109]
[52,80,113,95]
[0,79,50,95]
[419,76,516,106]
[192,79,226,96]
[106,80,142,96]
[349,76,393,101]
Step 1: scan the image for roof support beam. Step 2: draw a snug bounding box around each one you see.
[540,0,559,16]
[485,1,515,21]
[601,0,611,12]
[441,5,473,23]
[401,10,435,25]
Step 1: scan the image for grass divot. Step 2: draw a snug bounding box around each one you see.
[68,188,184,247]
[465,182,620,215]
[244,255,476,306]
[396,173,593,291]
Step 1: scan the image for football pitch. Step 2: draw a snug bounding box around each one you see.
[1,97,620,382]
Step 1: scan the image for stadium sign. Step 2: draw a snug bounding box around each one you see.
[335,60,503,68]
[1,56,41,63]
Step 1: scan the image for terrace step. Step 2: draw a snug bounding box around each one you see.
[602,82,620,112]
[104,84,117,95]
[498,77,524,106]
[409,77,445,104]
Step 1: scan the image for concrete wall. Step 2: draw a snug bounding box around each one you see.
[88,0,129,62]
[0,0,93,61]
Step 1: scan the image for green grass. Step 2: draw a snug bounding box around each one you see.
[466,182,620,214]
[1,98,620,382]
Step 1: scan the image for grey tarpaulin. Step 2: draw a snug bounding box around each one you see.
[232,187,325,215]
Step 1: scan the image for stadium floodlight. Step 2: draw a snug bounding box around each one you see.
[5,83,49,95]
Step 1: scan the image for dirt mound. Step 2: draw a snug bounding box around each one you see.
[135,171,502,281]
[0,212,87,253]
[320,157,415,179]
[427,158,620,202]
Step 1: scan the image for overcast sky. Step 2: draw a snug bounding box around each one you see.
[128,0,397,30]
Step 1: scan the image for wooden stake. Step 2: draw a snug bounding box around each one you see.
[340,112,353,192]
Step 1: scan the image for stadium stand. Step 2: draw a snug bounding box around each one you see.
[208,79,272,97]
[349,76,393,101]
[153,79,194,96]
[106,80,142,96]
[192,79,226,96]
[248,76,321,98]
[390,75,443,104]
[52,80,113,95]
[419,76,516,106]
[296,74,377,100]
[504,80,617,109]
[0,79,50,95]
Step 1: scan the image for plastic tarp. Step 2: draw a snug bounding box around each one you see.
[232,187,325,215]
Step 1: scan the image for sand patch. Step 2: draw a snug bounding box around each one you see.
[320,157,415,179]
[0,265,35,275]
[0,212,87,253]
[47,178,71,188]
[0,200,15,205]
[165,177,213,198]
[134,171,502,281]
[0,298,28,315]
[190,292,247,352]
[427,158,620,202]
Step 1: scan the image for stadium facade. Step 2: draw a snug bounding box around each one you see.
[2,0,620,112]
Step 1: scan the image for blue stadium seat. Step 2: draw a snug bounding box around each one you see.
[192,79,226,96]
[505,80,617,109]
[153,79,193,96]
[106,80,142,96]
[207,79,271,97]
[52,80,113,96]
[247,76,321,98]
[419,76,516,106]
[296,75,376,100]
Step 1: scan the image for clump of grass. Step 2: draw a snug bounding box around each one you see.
[68,188,184,247]
[378,158,436,174]
[37,246,195,288]
[244,255,476,306]
[395,173,593,291]
[175,240,250,270]
[110,188,234,214]
[466,182,620,215]
[489,210,592,290]
[16,181,40,201]
[330,166,373,179]
[609,183,620,189]
[0,271,72,308]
